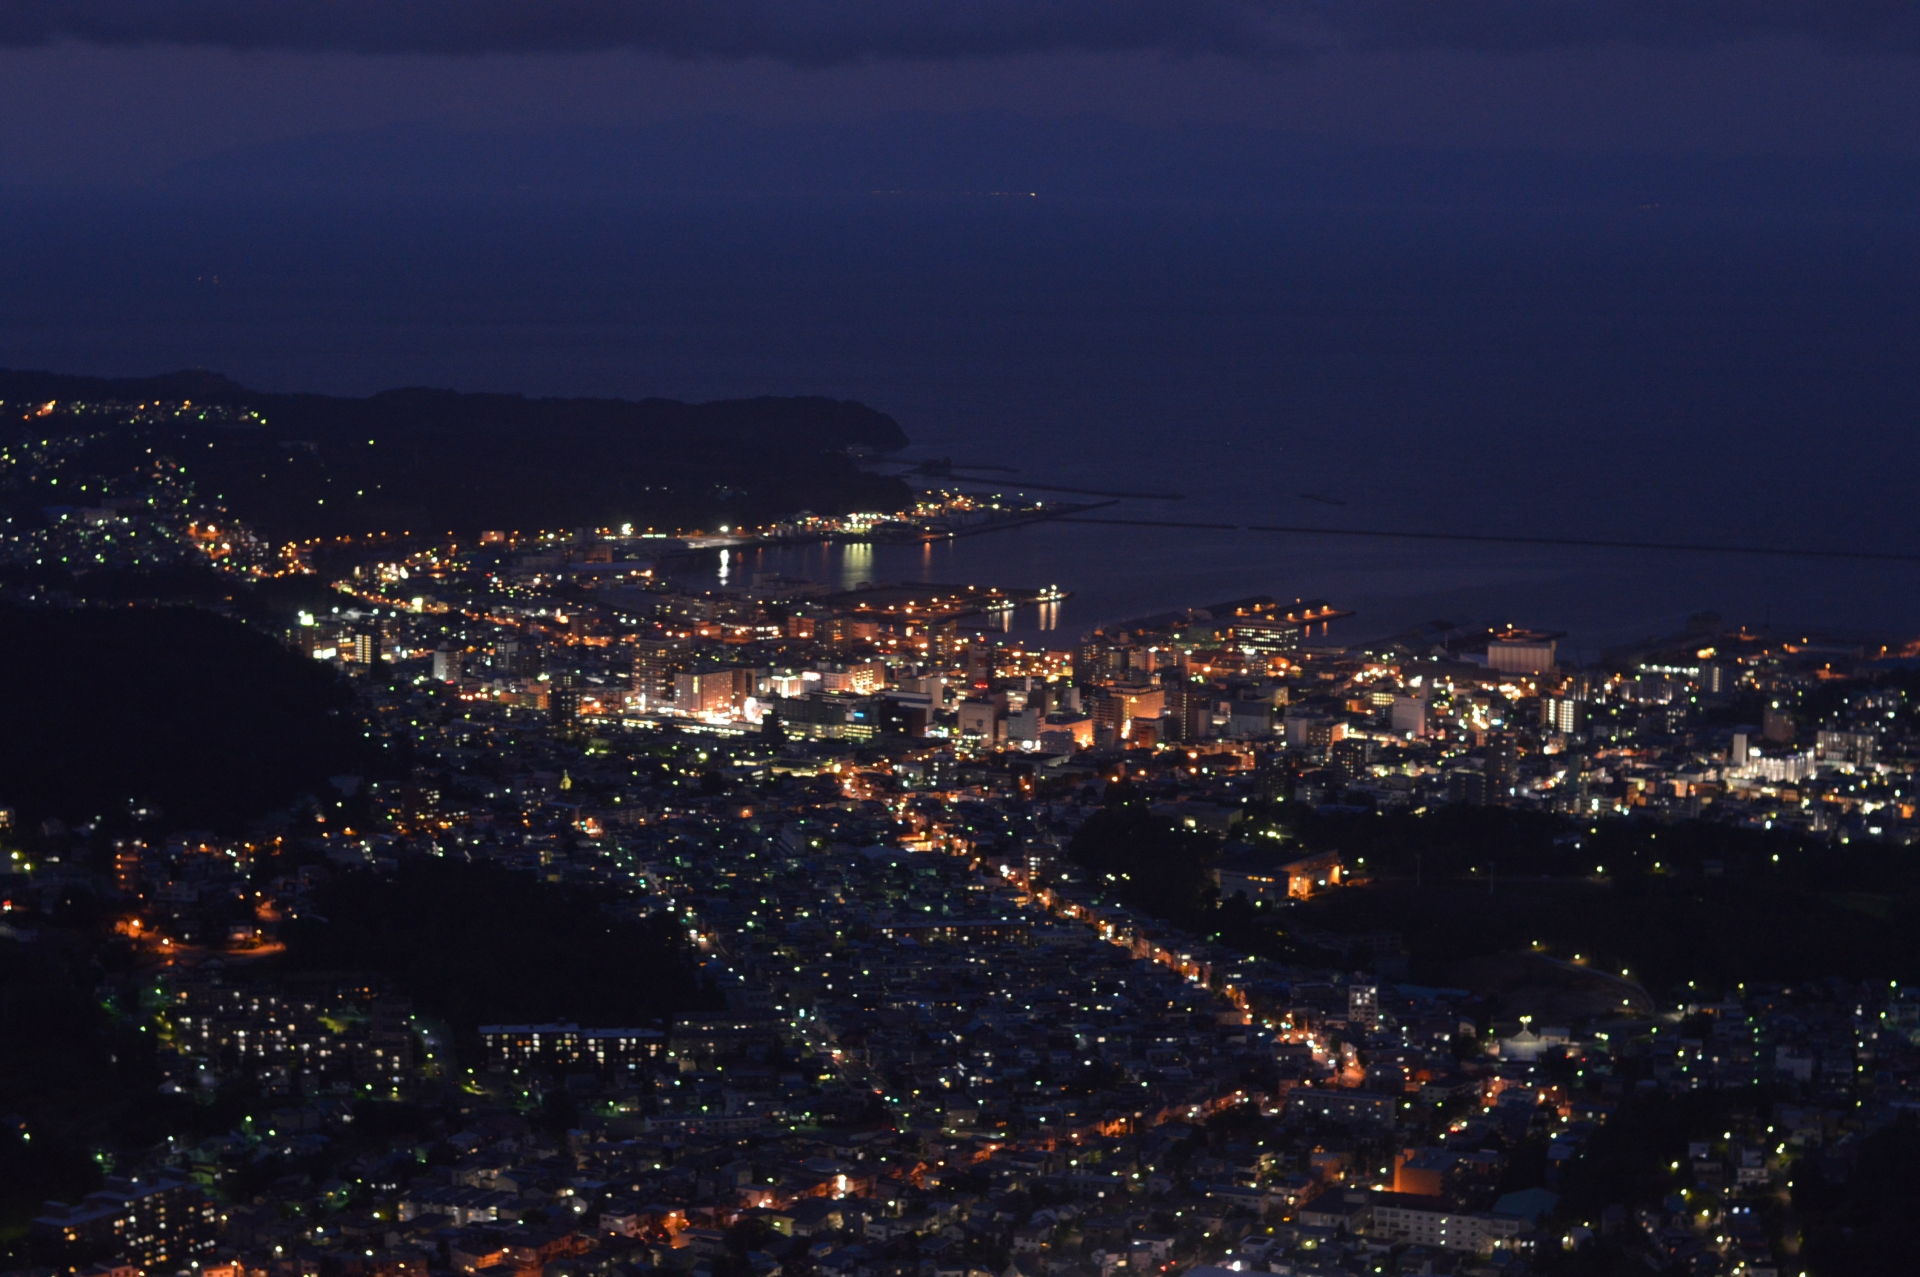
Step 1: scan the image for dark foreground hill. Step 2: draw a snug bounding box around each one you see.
[0,369,912,539]
[277,859,714,1038]
[0,604,360,833]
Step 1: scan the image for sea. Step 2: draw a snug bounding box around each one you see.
[1,175,1916,652]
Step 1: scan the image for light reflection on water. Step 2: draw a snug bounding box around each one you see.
[660,523,1920,652]
[0,194,1912,645]
[672,536,1075,636]
[840,542,874,589]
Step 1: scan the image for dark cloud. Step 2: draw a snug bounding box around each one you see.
[0,1,1914,61]
[0,2,1293,59]
[1337,2,1920,54]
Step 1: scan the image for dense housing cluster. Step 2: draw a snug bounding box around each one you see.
[6,458,1920,1277]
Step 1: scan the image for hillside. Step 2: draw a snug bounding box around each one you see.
[0,369,912,539]
[0,604,362,833]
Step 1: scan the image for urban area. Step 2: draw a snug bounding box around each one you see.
[6,423,1920,1277]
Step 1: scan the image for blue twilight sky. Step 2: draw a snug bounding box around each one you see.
[3,4,1920,642]
[1,4,1919,190]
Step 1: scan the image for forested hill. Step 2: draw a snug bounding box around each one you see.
[0,369,912,539]
[0,604,363,834]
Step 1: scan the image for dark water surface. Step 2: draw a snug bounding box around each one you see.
[1,191,1915,647]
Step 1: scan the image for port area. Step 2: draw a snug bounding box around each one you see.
[741,493,1118,549]
[817,580,1069,621]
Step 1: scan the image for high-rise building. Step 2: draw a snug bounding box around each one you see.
[550,672,581,735]
[1541,696,1586,735]
[631,640,678,707]
[1088,684,1164,741]
[112,839,143,897]
[1348,983,1379,1029]
[1329,738,1370,785]
[1485,737,1518,803]
[1072,640,1129,687]
[672,667,759,717]
[431,646,460,683]
[927,618,961,663]
[494,638,544,676]
[964,638,993,691]
[1165,680,1211,743]
[1447,768,1487,807]
[33,1175,217,1270]
[1816,730,1875,766]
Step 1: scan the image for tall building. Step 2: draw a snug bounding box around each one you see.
[1447,769,1487,807]
[631,640,678,707]
[1485,737,1518,803]
[1329,738,1370,785]
[671,667,758,717]
[496,638,543,677]
[964,638,993,691]
[1165,680,1211,743]
[927,618,962,663]
[550,672,581,736]
[1541,696,1586,735]
[1072,640,1128,687]
[112,839,143,897]
[1816,730,1875,766]
[33,1175,217,1270]
[1089,684,1164,741]
[431,645,460,683]
[1348,983,1379,1028]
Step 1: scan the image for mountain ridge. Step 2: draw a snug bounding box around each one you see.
[0,367,911,539]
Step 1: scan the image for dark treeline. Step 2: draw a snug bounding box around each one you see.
[276,859,716,1049]
[0,603,363,834]
[0,369,913,538]
[1067,785,1920,997]
[0,938,170,1233]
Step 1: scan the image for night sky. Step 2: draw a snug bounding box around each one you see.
[2,4,1918,641]
[2,4,1917,189]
